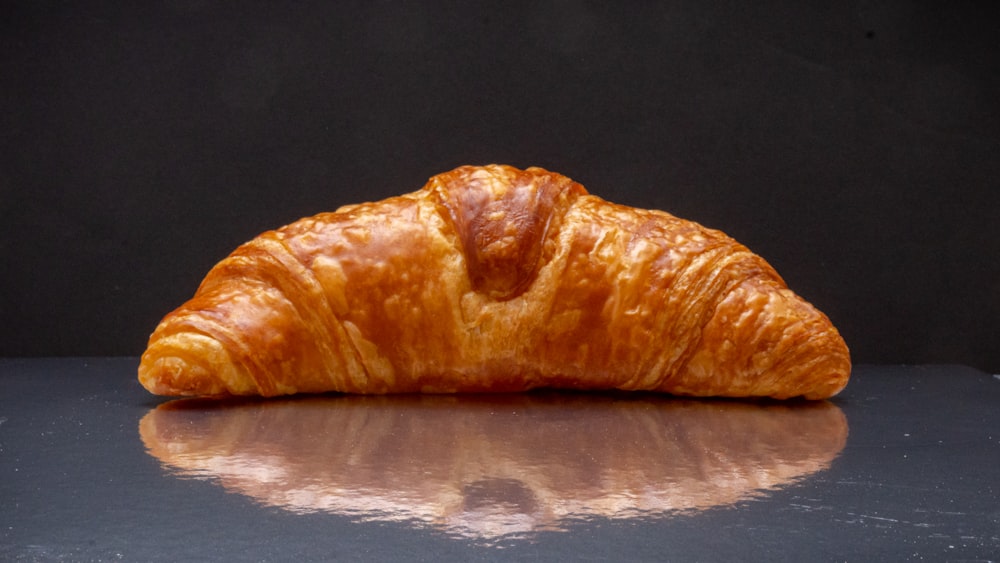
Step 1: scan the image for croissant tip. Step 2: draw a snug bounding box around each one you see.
[138,356,212,397]
[139,332,249,396]
[802,379,849,401]
[800,354,852,400]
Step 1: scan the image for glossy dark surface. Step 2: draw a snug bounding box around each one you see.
[2,359,998,561]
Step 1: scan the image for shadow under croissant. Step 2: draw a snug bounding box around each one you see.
[138,392,848,543]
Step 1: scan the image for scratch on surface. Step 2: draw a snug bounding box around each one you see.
[788,502,833,513]
[849,513,900,523]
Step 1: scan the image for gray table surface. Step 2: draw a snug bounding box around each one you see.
[2,359,998,561]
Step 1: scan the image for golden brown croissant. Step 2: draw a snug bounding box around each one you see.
[139,164,850,399]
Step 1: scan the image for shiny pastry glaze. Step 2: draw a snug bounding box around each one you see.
[139,165,851,399]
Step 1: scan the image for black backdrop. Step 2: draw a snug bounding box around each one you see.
[2,1,997,372]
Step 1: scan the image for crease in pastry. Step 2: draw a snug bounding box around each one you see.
[429,164,585,301]
[139,164,850,399]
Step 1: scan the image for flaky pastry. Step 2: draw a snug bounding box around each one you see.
[139,165,850,399]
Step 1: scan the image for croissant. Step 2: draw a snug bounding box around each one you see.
[139,164,850,399]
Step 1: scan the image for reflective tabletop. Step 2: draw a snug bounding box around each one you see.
[2,359,998,561]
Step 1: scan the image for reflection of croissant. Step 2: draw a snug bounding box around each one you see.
[139,164,850,399]
[140,394,848,541]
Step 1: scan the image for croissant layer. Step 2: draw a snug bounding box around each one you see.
[139,165,850,399]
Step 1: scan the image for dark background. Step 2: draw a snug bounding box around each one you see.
[1,1,997,371]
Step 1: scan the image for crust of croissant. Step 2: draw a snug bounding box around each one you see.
[139,165,850,399]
